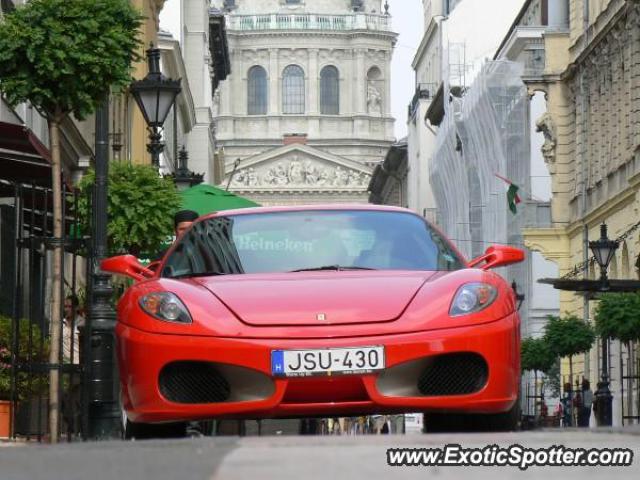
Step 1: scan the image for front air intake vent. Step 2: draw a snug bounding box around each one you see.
[417,353,488,396]
[159,361,231,404]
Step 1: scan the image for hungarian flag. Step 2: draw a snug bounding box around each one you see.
[495,174,521,214]
[507,183,521,214]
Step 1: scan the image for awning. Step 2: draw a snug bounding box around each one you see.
[0,121,52,186]
[425,83,444,127]
[181,183,259,215]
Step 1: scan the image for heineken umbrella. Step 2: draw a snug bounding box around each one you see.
[180,184,259,216]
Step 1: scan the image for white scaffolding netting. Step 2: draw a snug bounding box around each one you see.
[430,60,528,262]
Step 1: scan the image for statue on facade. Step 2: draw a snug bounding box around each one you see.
[288,157,304,184]
[247,167,259,186]
[334,166,349,186]
[367,84,382,114]
[317,168,331,186]
[347,170,362,186]
[212,89,221,115]
[264,165,278,185]
[273,162,289,185]
[535,112,557,174]
[302,160,319,185]
[232,168,247,186]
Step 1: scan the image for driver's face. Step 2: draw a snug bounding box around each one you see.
[175,221,193,238]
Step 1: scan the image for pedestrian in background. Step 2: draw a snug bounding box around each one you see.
[578,378,593,427]
[560,382,573,427]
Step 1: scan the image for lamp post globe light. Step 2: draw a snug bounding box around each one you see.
[589,223,619,287]
[130,45,181,168]
[589,222,619,427]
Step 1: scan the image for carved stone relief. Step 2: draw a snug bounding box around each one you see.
[229,155,371,189]
[365,49,387,63]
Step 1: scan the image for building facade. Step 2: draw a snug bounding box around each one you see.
[212,0,397,205]
[405,0,459,221]
[523,0,640,425]
[367,138,408,207]
[158,1,230,182]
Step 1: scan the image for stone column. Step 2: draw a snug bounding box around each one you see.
[233,49,243,116]
[308,48,320,137]
[220,70,232,116]
[269,48,279,115]
[308,49,319,114]
[384,51,392,116]
[355,48,366,114]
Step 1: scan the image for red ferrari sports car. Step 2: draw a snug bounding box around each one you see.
[102,205,524,436]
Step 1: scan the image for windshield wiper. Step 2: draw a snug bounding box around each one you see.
[290,265,377,273]
[172,271,229,279]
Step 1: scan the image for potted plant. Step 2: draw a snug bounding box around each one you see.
[0,315,49,438]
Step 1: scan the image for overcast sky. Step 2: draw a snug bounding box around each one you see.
[160,0,522,140]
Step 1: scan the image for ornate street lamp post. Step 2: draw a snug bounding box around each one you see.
[589,223,619,427]
[539,222,640,427]
[172,146,204,191]
[129,45,181,169]
[87,98,120,439]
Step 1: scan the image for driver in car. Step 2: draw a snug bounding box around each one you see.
[153,209,199,262]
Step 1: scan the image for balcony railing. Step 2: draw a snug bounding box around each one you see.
[226,13,392,32]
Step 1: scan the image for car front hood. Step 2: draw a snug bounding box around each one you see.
[195,271,440,327]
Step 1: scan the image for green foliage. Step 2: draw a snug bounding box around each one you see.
[521,337,556,374]
[0,0,143,119]
[543,314,595,360]
[0,315,49,401]
[594,293,640,344]
[76,162,181,256]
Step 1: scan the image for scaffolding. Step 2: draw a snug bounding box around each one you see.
[430,59,528,260]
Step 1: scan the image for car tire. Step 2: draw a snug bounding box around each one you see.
[123,417,188,440]
[424,398,521,433]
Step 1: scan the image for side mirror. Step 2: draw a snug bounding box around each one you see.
[468,245,525,270]
[101,255,155,282]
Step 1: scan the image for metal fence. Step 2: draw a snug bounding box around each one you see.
[620,340,640,425]
[1,180,91,441]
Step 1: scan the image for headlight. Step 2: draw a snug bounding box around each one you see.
[139,292,192,324]
[450,283,497,317]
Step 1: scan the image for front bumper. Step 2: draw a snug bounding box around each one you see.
[117,314,519,424]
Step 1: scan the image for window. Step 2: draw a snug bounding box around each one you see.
[163,210,465,277]
[247,66,268,115]
[282,65,305,114]
[320,66,339,115]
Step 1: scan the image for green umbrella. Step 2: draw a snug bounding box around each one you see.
[180,184,259,216]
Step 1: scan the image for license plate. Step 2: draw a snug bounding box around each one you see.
[271,346,385,377]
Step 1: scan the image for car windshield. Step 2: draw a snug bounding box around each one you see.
[162,210,465,278]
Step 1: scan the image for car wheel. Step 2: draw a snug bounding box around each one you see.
[424,399,521,433]
[123,417,188,440]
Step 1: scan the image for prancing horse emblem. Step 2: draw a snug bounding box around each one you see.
[316,313,327,321]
